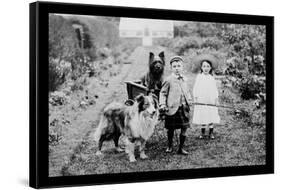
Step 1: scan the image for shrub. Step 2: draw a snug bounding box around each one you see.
[49,15,82,91]
[70,75,89,92]
[239,75,265,100]
[201,37,224,50]
[49,15,121,92]
[49,91,69,106]
[49,15,79,63]
[49,119,63,146]
[153,38,173,48]
[174,22,219,38]
[49,59,67,91]
[221,25,266,103]
[172,36,202,55]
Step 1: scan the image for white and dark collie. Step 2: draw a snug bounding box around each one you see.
[94,94,159,162]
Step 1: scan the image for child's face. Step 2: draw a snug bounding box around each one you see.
[171,60,183,75]
[201,61,211,74]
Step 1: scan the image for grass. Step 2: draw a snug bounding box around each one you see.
[62,106,265,176]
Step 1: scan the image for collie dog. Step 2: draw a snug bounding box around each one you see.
[94,94,159,162]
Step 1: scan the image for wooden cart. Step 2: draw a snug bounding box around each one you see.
[125,81,149,100]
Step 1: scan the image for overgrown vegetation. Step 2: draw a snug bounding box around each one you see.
[48,14,134,92]
[48,14,140,155]
[221,25,266,102]
[157,22,266,104]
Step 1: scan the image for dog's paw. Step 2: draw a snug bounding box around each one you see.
[125,148,129,154]
[95,150,103,156]
[115,147,125,153]
[129,156,137,162]
[140,153,148,159]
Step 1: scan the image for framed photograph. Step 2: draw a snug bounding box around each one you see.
[30,1,274,188]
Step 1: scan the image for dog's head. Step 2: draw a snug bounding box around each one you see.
[149,51,165,75]
[135,93,158,118]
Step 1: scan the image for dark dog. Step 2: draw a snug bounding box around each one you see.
[139,51,165,99]
[94,94,159,162]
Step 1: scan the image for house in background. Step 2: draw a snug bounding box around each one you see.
[119,18,174,46]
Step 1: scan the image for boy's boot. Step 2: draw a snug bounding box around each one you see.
[199,128,205,139]
[166,130,173,153]
[209,128,215,139]
[177,135,188,155]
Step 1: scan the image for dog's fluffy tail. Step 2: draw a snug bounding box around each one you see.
[93,114,107,143]
[93,102,123,143]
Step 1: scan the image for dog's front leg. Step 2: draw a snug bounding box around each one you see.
[96,135,106,156]
[125,138,136,162]
[114,132,124,153]
[139,140,148,159]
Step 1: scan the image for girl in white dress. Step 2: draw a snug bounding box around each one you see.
[192,60,220,139]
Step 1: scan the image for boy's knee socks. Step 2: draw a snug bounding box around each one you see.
[179,135,186,148]
[201,128,205,135]
[209,128,214,135]
[167,130,174,147]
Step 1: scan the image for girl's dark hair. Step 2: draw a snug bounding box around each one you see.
[200,60,213,75]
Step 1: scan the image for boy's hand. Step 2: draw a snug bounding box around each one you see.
[159,105,168,120]
[159,105,168,112]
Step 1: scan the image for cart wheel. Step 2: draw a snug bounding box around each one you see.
[124,99,135,106]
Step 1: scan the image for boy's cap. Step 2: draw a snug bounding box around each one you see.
[170,56,183,64]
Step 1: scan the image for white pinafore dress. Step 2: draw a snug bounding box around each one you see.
[192,73,220,125]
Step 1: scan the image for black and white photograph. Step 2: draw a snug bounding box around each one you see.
[48,13,268,177]
[2,0,281,189]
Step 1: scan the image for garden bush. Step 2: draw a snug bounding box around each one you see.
[201,37,224,50]
[172,36,202,55]
[221,25,266,106]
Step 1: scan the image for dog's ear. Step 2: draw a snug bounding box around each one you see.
[158,51,165,64]
[135,94,145,112]
[151,94,159,109]
[135,93,145,103]
[149,52,154,63]
[159,51,164,58]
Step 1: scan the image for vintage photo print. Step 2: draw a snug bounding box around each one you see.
[48,13,267,177]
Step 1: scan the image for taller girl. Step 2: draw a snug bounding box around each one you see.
[192,58,220,139]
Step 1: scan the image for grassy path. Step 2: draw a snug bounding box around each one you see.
[49,50,135,176]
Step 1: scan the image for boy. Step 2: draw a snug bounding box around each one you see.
[159,56,192,155]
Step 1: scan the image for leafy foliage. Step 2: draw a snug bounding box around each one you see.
[49,15,80,62]
[172,36,201,55]
[221,25,266,103]
[201,37,224,50]
[174,22,220,38]
[48,14,122,92]
[49,15,81,91]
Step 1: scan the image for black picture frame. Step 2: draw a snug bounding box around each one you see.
[30,1,274,188]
